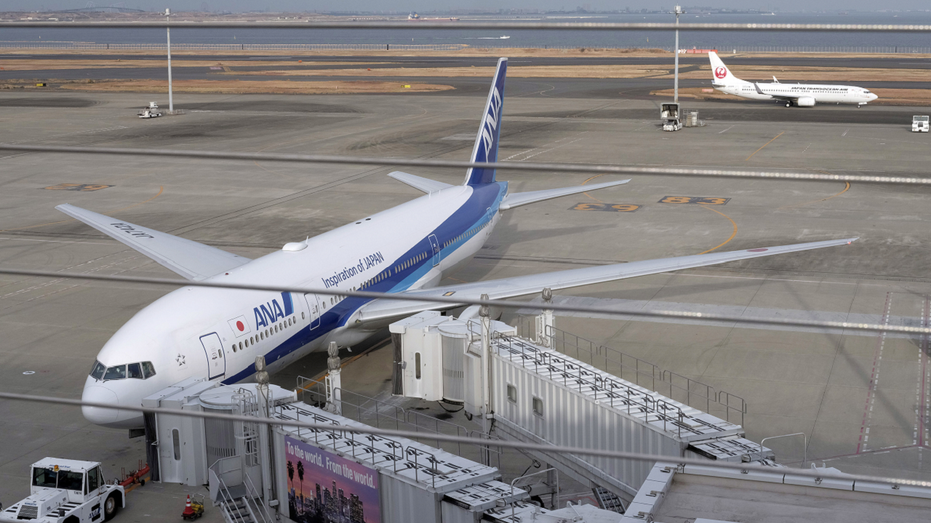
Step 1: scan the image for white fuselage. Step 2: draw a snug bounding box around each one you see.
[714,79,877,106]
[82,182,507,429]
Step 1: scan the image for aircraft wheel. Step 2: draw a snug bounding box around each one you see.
[785,101,791,108]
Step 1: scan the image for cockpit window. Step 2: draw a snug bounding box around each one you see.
[93,361,156,381]
[90,360,106,381]
[103,365,126,381]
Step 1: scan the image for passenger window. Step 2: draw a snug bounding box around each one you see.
[231,345,236,353]
[239,342,243,351]
[142,361,156,378]
[128,363,143,379]
[104,365,127,381]
[90,360,106,380]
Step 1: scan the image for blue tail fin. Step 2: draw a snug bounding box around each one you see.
[463,57,507,186]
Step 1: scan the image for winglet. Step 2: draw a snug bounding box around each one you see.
[463,57,507,187]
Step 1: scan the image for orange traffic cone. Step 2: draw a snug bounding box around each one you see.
[182,495,195,518]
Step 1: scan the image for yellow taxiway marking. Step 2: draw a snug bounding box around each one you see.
[745,131,784,161]
[778,181,850,210]
[697,205,738,255]
[581,173,607,203]
[0,186,164,232]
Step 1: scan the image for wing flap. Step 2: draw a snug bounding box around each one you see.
[499,179,629,210]
[353,237,857,325]
[56,204,251,281]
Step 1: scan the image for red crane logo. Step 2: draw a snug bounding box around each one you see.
[714,66,727,79]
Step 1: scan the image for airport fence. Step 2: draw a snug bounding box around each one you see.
[730,45,931,54]
[0,41,468,51]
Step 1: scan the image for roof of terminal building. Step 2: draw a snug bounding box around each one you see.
[273,401,498,493]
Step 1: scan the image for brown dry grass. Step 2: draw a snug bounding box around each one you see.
[651,87,931,106]
[54,79,453,95]
[0,59,374,71]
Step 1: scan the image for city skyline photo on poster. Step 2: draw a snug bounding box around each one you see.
[285,436,381,523]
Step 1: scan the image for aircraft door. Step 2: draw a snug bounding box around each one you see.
[199,333,225,380]
[303,293,322,330]
[429,234,441,267]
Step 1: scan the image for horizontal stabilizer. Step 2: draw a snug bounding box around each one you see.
[352,237,858,325]
[499,179,629,210]
[388,171,453,194]
[56,204,250,281]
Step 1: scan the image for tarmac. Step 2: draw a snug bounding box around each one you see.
[0,74,930,515]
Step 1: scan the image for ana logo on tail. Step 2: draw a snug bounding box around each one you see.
[480,87,502,161]
[714,66,727,79]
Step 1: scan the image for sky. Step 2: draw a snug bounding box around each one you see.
[2,2,928,13]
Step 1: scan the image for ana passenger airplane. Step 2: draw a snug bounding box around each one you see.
[71,58,856,430]
[709,51,878,108]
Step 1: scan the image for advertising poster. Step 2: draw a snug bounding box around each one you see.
[285,436,381,523]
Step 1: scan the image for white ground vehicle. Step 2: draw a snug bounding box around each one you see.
[913,115,929,132]
[0,458,125,523]
[138,102,161,119]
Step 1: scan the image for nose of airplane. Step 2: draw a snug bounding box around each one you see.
[82,384,121,425]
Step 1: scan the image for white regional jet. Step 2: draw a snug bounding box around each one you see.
[709,51,878,108]
[68,58,856,430]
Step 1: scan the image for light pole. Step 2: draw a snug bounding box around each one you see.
[166,8,173,114]
[674,5,682,104]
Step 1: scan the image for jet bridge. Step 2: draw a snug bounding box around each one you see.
[390,311,770,504]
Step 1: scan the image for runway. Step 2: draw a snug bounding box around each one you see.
[1,67,930,504]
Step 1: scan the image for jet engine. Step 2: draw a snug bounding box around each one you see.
[797,96,816,107]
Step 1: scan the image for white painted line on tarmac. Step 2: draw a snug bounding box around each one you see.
[842,128,849,137]
[718,125,733,134]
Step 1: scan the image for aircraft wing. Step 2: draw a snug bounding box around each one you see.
[56,204,251,281]
[351,237,857,326]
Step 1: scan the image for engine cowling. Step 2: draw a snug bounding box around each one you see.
[797,96,816,107]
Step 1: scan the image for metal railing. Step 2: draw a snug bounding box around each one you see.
[495,333,689,438]
[243,473,273,523]
[295,377,503,468]
[1,41,928,54]
[274,401,492,489]
[519,318,746,426]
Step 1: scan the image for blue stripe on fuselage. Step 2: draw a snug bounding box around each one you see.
[222,181,507,384]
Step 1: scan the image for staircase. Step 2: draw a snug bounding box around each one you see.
[593,486,626,514]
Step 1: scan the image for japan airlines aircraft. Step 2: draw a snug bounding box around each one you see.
[69,58,856,430]
[709,51,878,108]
